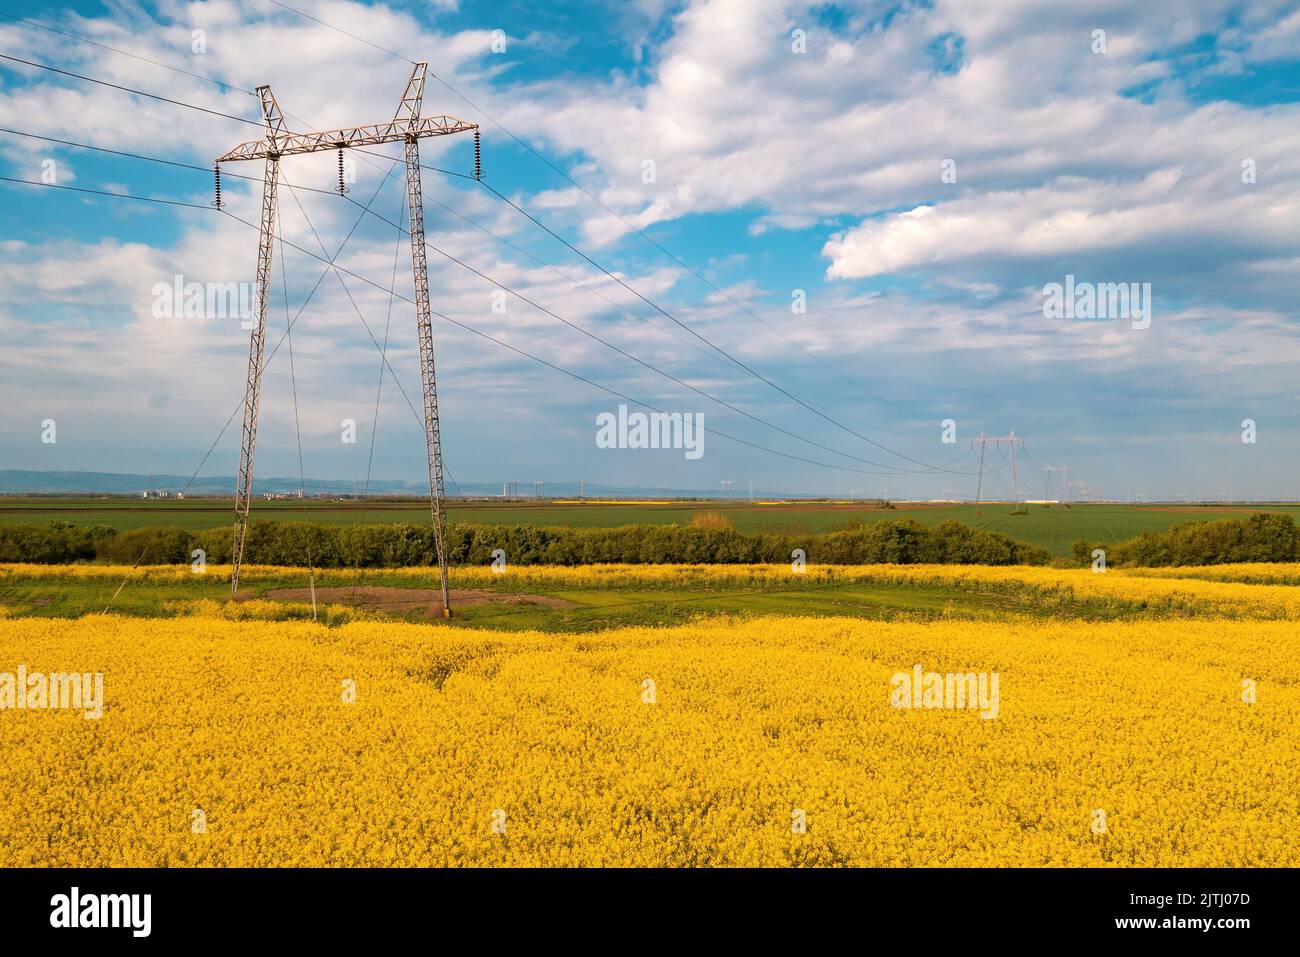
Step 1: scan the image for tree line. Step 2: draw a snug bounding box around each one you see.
[1073,512,1300,566]
[7,512,1296,568]
[1,518,1048,567]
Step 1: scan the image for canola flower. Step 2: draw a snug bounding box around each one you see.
[0,610,1294,867]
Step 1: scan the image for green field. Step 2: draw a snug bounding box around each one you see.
[2,497,1297,557]
[0,563,1230,633]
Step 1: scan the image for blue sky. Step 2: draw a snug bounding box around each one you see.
[2,0,1299,499]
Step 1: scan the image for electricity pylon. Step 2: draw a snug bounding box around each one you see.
[217,63,478,616]
[1043,465,1070,502]
[971,432,1022,505]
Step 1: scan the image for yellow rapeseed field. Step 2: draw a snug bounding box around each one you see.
[0,603,1294,866]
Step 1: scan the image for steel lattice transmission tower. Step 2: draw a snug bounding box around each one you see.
[1042,465,1070,503]
[970,432,1023,505]
[216,63,478,616]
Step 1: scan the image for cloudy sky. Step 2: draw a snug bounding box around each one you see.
[2,0,1299,499]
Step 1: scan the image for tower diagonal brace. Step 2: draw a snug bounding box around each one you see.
[403,135,452,617]
[230,154,280,596]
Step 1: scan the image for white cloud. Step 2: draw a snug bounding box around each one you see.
[4,0,1300,495]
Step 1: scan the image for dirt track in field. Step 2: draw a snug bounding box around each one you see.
[246,586,576,617]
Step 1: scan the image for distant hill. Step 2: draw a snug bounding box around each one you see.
[0,470,803,499]
[0,470,415,496]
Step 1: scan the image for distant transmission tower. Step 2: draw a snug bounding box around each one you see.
[216,63,478,616]
[971,432,1023,504]
[1043,465,1070,502]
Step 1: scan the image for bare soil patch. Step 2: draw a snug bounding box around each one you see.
[245,585,576,618]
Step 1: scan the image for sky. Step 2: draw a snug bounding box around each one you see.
[1,0,1299,500]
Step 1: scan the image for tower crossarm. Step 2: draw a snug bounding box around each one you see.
[218,114,477,163]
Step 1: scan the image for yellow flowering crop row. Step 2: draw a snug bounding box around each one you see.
[0,611,1293,866]
[1114,563,1300,586]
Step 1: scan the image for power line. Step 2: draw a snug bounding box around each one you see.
[1,19,475,183]
[390,167,927,440]
[25,171,925,480]
[263,0,414,64]
[186,3,955,460]
[282,178,466,497]
[179,164,410,498]
[364,197,407,500]
[11,1,946,443]
[0,126,346,201]
[0,13,256,95]
[1015,440,1052,499]
[97,159,403,614]
[0,173,212,209]
[478,181,935,429]
[468,181,954,472]
[256,0,943,426]
[2,48,946,475]
[0,1,466,483]
[417,188,726,369]
[0,51,262,127]
[211,202,938,477]
[0,169,924,481]
[274,190,319,617]
[344,188,978,474]
[3,149,987,482]
[0,123,717,407]
[282,179,441,466]
[0,47,949,470]
[1,114,944,474]
[970,433,1024,505]
[341,193,938,473]
[4,142,471,497]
